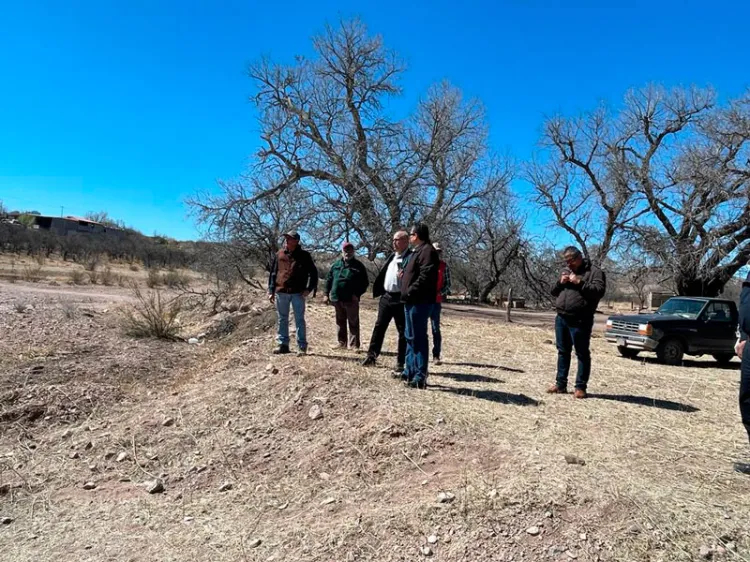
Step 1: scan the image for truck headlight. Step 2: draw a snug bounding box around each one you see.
[606,319,613,328]
[638,323,652,336]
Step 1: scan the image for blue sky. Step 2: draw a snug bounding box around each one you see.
[1,0,749,241]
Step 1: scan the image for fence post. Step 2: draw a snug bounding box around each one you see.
[506,288,513,322]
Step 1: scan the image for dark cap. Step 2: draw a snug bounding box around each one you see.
[284,230,300,240]
[433,242,442,252]
[342,241,354,250]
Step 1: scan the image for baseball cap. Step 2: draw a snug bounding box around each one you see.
[342,241,354,250]
[284,230,301,240]
[433,242,443,252]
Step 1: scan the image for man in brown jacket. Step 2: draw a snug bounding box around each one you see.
[400,223,439,389]
[267,231,318,355]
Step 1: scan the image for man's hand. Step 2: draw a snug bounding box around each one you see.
[560,274,570,284]
[268,292,275,304]
[323,295,330,305]
[302,290,311,298]
[568,273,582,285]
[736,339,746,358]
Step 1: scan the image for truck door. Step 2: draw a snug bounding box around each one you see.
[698,302,736,352]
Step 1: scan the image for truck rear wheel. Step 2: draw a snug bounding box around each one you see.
[713,353,734,365]
[617,346,640,359]
[657,338,684,365]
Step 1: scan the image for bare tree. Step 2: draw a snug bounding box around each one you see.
[245,19,511,259]
[528,86,750,296]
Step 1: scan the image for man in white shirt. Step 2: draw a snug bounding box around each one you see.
[362,231,411,373]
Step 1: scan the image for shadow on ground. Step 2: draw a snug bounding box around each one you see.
[588,393,699,412]
[432,371,504,384]
[442,361,524,373]
[618,355,740,371]
[432,384,540,406]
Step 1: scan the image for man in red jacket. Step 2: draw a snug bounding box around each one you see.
[430,243,451,365]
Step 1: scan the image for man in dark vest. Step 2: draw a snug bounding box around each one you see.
[401,223,439,389]
[361,230,411,373]
[548,246,606,398]
[324,242,369,350]
[267,230,318,356]
[735,270,750,475]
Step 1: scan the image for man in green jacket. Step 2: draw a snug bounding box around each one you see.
[324,242,369,350]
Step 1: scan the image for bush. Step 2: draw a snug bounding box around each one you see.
[21,264,43,282]
[162,270,190,288]
[101,266,115,286]
[146,268,162,288]
[88,270,99,285]
[129,264,140,272]
[69,270,87,285]
[122,286,183,340]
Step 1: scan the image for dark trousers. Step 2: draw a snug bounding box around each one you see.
[555,314,593,391]
[367,293,406,367]
[405,303,431,383]
[430,303,442,359]
[334,299,360,348]
[741,344,750,444]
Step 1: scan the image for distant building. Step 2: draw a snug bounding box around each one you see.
[9,213,124,237]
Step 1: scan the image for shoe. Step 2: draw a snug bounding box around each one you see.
[574,389,587,399]
[391,366,407,379]
[434,357,442,366]
[297,348,308,357]
[546,384,566,394]
[407,379,427,389]
[361,355,376,367]
[273,344,290,355]
[733,462,750,475]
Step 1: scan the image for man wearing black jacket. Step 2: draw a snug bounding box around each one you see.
[361,231,411,372]
[735,270,750,474]
[401,223,440,389]
[548,246,606,398]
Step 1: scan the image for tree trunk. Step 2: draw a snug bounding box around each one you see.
[479,280,499,304]
[506,288,512,323]
[675,275,725,298]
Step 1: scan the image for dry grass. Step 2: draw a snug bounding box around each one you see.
[121,285,184,339]
[1,287,748,562]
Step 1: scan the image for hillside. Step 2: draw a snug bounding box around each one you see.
[0,282,748,561]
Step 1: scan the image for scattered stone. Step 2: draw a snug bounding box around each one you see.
[564,454,586,466]
[488,489,499,499]
[548,546,564,557]
[187,338,200,345]
[184,516,194,522]
[427,535,438,544]
[420,546,433,556]
[437,492,455,504]
[525,526,540,536]
[162,417,175,427]
[248,538,262,548]
[544,511,553,518]
[265,363,279,374]
[61,429,73,439]
[566,551,578,559]
[116,452,129,463]
[579,533,587,541]
[443,535,451,544]
[219,482,233,492]
[321,497,336,505]
[436,418,445,424]
[715,546,726,557]
[82,481,97,490]
[84,441,94,450]
[1,517,13,525]
[31,365,44,373]
[699,545,712,559]
[69,451,80,460]
[0,484,10,496]
[308,405,323,420]
[146,479,165,494]
[726,542,737,552]
[88,464,98,472]
[319,472,330,480]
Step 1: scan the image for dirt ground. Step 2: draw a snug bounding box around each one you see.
[1,278,748,562]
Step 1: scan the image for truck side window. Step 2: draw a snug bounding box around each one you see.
[704,302,732,322]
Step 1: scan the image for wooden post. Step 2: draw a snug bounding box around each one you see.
[506,288,512,322]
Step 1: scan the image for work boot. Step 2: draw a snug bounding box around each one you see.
[272,344,290,355]
[546,384,566,394]
[574,389,587,399]
[434,356,442,366]
[297,348,308,357]
[361,355,376,367]
[407,379,427,390]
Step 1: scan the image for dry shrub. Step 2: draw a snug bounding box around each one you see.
[14,302,27,313]
[69,270,86,285]
[117,274,127,287]
[162,270,190,288]
[129,264,140,272]
[101,266,115,286]
[61,301,77,319]
[122,286,183,340]
[88,270,99,285]
[84,257,100,272]
[146,268,162,288]
[21,264,43,282]
[34,252,46,266]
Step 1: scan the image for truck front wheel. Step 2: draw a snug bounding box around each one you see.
[657,339,684,365]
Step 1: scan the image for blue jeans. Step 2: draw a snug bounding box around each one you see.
[555,314,593,391]
[404,304,431,383]
[275,292,307,349]
[429,303,442,359]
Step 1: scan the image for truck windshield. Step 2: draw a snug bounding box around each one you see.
[656,298,706,318]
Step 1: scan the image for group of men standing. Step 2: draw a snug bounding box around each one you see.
[266,230,750,471]
[267,224,450,388]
